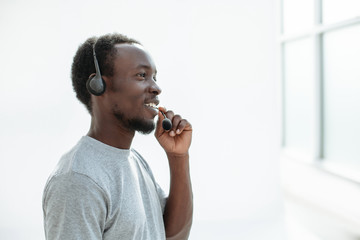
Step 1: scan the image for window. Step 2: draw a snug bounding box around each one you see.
[280,0,360,182]
[280,0,360,238]
[283,38,315,159]
[323,25,360,179]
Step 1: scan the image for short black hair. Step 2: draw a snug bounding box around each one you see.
[71,33,140,113]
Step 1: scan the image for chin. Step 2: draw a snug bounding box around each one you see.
[129,118,155,134]
[113,110,155,134]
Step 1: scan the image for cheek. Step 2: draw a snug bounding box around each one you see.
[112,83,146,109]
[122,81,146,99]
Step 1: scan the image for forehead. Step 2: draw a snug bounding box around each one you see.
[113,43,156,72]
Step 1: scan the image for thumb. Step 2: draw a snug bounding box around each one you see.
[155,106,166,137]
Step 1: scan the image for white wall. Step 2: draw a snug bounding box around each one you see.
[0,0,286,239]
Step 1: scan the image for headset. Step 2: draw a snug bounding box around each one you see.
[86,44,106,96]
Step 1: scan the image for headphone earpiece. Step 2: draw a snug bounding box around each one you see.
[86,45,106,96]
[86,74,105,96]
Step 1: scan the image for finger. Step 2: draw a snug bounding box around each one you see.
[158,106,167,114]
[155,107,172,136]
[175,119,191,135]
[156,107,165,123]
[155,108,166,136]
[169,114,182,137]
[164,110,174,121]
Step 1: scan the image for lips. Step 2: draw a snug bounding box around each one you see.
[144,99,159,109]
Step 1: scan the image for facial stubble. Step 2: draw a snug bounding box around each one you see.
[113,110,155,134]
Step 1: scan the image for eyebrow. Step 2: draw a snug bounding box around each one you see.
[135,64,157,74]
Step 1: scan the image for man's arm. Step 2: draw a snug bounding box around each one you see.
[163,152,193,239]
[155,107,193,240]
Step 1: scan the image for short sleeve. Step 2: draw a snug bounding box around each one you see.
[42,172,108,240]
[154,182,167,213]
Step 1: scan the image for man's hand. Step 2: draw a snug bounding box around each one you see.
[155,107,193,239]
[155,107,192,156]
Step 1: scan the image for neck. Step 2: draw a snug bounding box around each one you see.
[87,116,135,150]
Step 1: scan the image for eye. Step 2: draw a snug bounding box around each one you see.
[136,72,146,79]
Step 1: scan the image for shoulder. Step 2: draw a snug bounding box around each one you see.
[43,137,111,205]
[50,137,91,176]
[49,137,114,186]
[43,171,107,206]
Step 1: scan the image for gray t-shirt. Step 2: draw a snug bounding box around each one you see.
[43,136,167,240]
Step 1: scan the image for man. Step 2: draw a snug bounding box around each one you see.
[42,33,193,240]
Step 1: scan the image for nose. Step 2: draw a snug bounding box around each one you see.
[149,81,162,95]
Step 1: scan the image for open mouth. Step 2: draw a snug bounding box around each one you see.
[144,102,158,109]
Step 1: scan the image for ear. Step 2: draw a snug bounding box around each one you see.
[88,73,96,79]
[101,75,112,91]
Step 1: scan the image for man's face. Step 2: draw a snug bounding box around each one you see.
[104,43,161,134]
